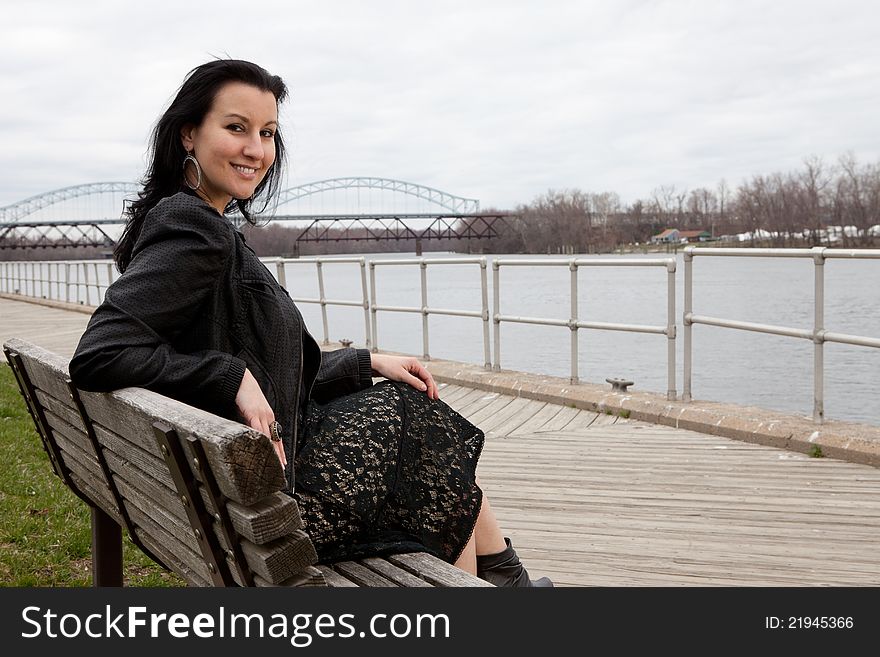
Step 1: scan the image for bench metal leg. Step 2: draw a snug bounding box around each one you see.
[91,506,123,587]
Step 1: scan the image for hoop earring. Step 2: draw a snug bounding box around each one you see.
[183,152,202,190]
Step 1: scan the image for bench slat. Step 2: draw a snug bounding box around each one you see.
[313,565,358,587]
[331,561,398,587]
[135,528,211,587]
[127,504,212,584]
[388,553,494,587]
[255,566,327,588]
[78,387,284,506]
[360,557,433,587]
[68,471,121,524]
[34,388,85,432]
[227,494,302,545]
[239,530,318,584]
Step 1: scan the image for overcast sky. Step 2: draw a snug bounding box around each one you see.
[2,0,879,212]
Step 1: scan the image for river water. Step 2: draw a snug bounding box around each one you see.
[283,251,880,426]
[6,251,879,425]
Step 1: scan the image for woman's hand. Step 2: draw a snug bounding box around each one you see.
[370,354,440,400]
[235,368,287,468]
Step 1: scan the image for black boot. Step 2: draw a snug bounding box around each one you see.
[476,538,554,587]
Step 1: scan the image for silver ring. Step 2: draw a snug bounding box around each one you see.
[269,421,282,443]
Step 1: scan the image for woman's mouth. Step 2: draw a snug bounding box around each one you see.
[232,164,258,179]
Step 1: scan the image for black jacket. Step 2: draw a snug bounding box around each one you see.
[69,192,373,475]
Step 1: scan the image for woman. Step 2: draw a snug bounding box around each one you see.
[70,59,551,587]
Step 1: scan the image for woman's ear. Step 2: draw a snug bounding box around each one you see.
[180,124,196,152]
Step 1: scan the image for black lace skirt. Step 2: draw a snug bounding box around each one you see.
[292,381,485,564]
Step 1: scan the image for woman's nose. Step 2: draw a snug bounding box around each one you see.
[242,134,264,160]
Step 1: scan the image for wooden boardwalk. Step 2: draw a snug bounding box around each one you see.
[2,295,879,586]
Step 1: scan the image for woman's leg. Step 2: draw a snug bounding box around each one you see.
[472,476,507,556]
[453,531,476,574]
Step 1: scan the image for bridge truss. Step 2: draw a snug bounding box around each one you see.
[0,179,508,251]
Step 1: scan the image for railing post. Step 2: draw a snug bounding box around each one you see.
[480,258,491,369]
[64,263,71,303]
[667,258,677,401]
[82,262,90,305]
[420,260,430,360]
[569,260,579,384]
[812,247,826,424]
[683,247,693,402]
[492,260,501,371]
[360,258,371,350]
[275,258,287,290]
[317,261,329,345]
[369,262,378,353]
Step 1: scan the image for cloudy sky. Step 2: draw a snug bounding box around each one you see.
[2,0,879,211]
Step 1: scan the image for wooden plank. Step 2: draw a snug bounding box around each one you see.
[314,565,358,587]
[126,503,221,584]
[533,405,580,432]
[42,408,99,465]
[387,552,493,587]
[556,409,602,433]
[464,395,516,427]
[135,527,211,587]
[93,423,175,490]
[361,557,433,587]
[256,566,327,588]
[436,384,472,406]
[68,471,119,522]
[487,399,548,437]
[447,388,495,415]
[239,530,318,585]
[34,387,84,431]
[227,494,303,545]
[332,561,398,587]
[77,386,285,506]
[508,402,569,436]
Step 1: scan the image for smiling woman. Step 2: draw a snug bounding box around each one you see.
[180,82,279,213]
[68,59,551,587]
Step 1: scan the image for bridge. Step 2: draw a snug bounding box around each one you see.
[0,178,511,251]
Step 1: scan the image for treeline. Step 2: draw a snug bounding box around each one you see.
[470,154,880,254]
[3,154,879,261]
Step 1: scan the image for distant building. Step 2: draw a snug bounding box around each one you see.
[678,229,712,243]
[650,228,712,244]
[650,228,680,244]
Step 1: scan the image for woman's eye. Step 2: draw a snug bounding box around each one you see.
[260,129,275,138]
[227,124,244,132]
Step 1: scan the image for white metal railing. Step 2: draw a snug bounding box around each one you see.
[369,258,491,368]
[493,258,677,400]
[0,259,117,306]
[683,246,880,422]
[273,257,371,349]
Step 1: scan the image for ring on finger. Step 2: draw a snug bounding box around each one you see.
[269,421,282,443]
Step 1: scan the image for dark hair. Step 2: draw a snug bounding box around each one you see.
[115,59,288,272]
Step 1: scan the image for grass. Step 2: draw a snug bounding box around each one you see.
[0,363,183,587]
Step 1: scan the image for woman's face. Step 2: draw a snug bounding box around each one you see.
[181,81,278,213]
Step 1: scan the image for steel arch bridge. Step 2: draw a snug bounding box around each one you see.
[274,177,480,214]
[0,178,504,251]
[0,182,140,223]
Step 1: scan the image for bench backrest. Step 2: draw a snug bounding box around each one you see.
[3,338,325,587]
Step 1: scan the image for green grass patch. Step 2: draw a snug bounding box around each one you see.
[809,445,825,459]
[0,363,183,587]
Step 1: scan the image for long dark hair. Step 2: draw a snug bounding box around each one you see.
[115,59,288,272]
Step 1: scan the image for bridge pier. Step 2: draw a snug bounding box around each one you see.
[415,238,422,256]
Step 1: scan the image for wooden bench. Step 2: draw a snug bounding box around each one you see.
[3,338,490,588]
